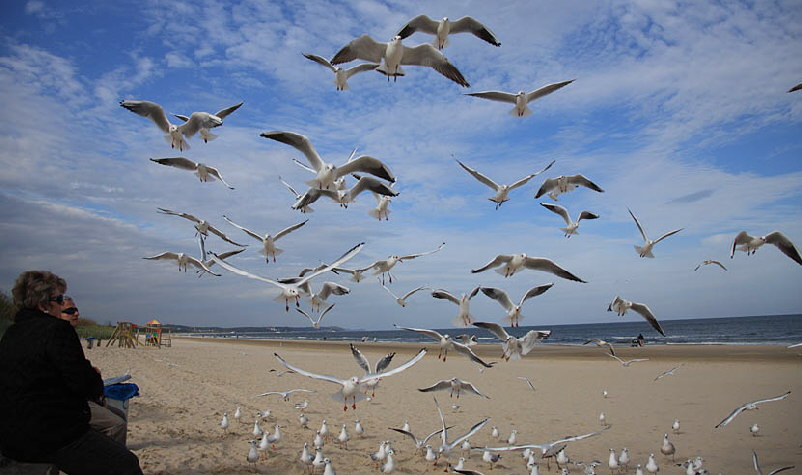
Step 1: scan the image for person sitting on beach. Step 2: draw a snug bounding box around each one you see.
[58,296,130,446]
[0,270,142,474]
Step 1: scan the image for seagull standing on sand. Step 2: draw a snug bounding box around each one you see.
[672,419,680,433]
[331,35,470,87]
[395,15,501,49]
[540,203,599,237]
[730,231,802,265]
[608,296,666,336]
[149,157,235,189]
[430,287,481,327]
[534,174,604,201]
[210,242,364,311]
[220,412,229,434]
[350,343,396,397]
[273,349,427,410]
[456,158,554,208]
[261,131,395,190]
[479,284,554,327]
[661,433,676,461]
[715,391,791,428]
[223,216,308,263]
[172,102,243,143]
[418,377,490,399]
[472,321,551,361]
[302,53,378,90]
[645,454,659,474]
[628,208,684,258]
[247,439,259,467]
[394,324,494,367]
[750,423,760,436]
[472,253,587,282]
[466,80,574,118]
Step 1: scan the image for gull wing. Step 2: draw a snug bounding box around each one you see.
[184,255,221,276]
[508,173,538,190]
[525,79,574,103]
[473,321,511,341]
[396,14,439,38]
[457,379,490,398]
[346,176,398,201]
[730,230,753,257]
[222,215,263,242]
[331,34,386,64]
[294,242,365,287]
[431,289,461,305]
[764,231,802,265]
[303,53,336,72]
[361,348,427,384]
[652,228,684,245]
[394,324,444,341]
[401,285,430,300]
[379,280,400,300]
[517,376,536,391]
[523,257,586,283]
[520,330,551,354]
[551,427,610,446]
[471,254,513,273]
[261,131,325,172]
[534,177,558,199]
[520,283,555,305]
[336,155,395,183]
[541,202,571,225]
[449,417,491,449]
[567,174,604,193]
[400,43,470,87]
[120,100,172,133]
[150,157,197,171]
[449,16,501,46]
[452,340,494,368]
[350,343,371,373]
[214,102,243,119]
[178,112,221,138]
[479,287,514,312]
[157,207,201,224]
[273,352,345,386]
[294,307,317,326]
[344,62,380,78]
[143,252,180,261]
[204,223,248,247]
[210,254,283,288]
[275,219,309,240]
[317,303,336,322]
[578,210,599,222]
[279,176,302,198]
[629,301,665,336]
[456,159,500,191]
[317,282,349,299]
[628,208,649,242]
[400,242,445,261]
[204,165,234,189]
[418,380,454,393]
[465,90,517,103]
[374,352,396,373]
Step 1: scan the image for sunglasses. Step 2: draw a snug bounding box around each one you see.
[61,307,79,315]
[49,295,65,304]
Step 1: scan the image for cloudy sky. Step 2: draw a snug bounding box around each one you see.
[1,0,800,331]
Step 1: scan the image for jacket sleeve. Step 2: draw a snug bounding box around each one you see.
[46,322,104,402]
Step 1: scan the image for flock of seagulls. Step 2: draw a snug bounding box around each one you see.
[115,8,802,474]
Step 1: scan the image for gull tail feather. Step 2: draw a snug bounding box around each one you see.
[510,106,533,117]
[635,245,654,258]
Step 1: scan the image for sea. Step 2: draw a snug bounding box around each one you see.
[186,314,802,347]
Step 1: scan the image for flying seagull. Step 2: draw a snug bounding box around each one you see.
[210,242,364,311]
[583,338,616,356]
[472,321,551,361]
[331,35,470,87]
[255,388,316,401]
[752,450,795,475]
[261,131,395,190]
[608,296,665,336]
[223,215,308,263]
[628,208,683,258]
[432,396,490,462]
[430,287,481,327]
[730,231,802,266]
[479,284,554,327]
[540,203,599,237]
[295,304,336,329]
[418,378,489,399]
[788,83,802,93]
[534,174,604,201]
[694,259,727,271]
[654,364,684,381]
[608,354,649,367]
[395,15,500,49]
[273,348,426,411]
[157,208,247,253]
[350,343,396,397]
[357,242,445,284]
[143,252,220,276]
[302,53,379,90]
[149,157,235,189]
[172,102,243,142]
[456,158,554,209]
[279,176,314,213]
[120,100,227,150]
[379,281,430,307]
[291,176,398,210]
[472,253,586,282]
[466,80,574,117]
[715,391,791,428]
[394,324,494,368]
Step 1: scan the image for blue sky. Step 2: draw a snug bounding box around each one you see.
[1,0,800,330]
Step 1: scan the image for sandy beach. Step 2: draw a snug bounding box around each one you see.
[88,337,802,474]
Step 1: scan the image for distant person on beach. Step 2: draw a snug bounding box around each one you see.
[636,333,645,346]
[0,270,142,474]
[58,296,130,446]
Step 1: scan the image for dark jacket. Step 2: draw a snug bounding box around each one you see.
[0,307,104,461]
